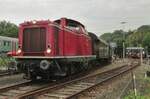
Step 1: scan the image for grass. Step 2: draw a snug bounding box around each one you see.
[124,92,150,99]
[124,76,150,99]
[0,57,15,68]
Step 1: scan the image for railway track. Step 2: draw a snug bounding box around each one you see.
[0,62,101,99]
[0,80,61,99]
[0,70,20,77]
[11,62,139,99]
[0,72,10,77]
[0,72,20,79]
[0,68,93,99]
[0,80,33,99]
[0,61,139,99]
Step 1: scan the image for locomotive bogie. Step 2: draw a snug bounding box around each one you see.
[17,57,93,80]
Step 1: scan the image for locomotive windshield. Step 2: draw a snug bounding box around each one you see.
[22,27,46,53]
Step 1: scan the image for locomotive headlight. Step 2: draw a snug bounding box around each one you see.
[17,48,22,54]
[46,48,51,53]
[32,20,36,24]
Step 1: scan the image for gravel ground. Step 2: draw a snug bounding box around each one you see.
[0,74,28,88]
[121,62,150,99]
[75,59,140,99]
[87,59,129,76]
[77,69,132,99]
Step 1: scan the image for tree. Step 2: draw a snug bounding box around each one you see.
[100,25,150,57]
[137,25,150,33]
[126,25,150,47]
[100,30,127,57]
[100,32,112,42]
[0,20,18,37]
[100,29,126,46]
[143,33,150,53]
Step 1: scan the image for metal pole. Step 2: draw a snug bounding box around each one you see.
[129,61,137,99]
[120,22,127,61]
[123,42,125,61]
[140,47,143,66]
[128,56,137,99]
[148,56,150,65]
[132,72,137,99]
[147,47,149,65]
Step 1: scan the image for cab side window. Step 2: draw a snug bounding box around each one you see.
[66,21,81,32]
[80,26,88,35]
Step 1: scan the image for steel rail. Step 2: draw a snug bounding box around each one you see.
[0,80,32,93]
[0,72,10,77]
[0,71,20,77]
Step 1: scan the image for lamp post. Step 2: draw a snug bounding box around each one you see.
[120,22,127,61]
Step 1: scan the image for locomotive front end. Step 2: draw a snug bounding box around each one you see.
[14,20,55,80]
[17,21,52,56]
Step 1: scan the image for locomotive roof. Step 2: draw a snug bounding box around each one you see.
[0,36,18,41]
[54,18,85,28]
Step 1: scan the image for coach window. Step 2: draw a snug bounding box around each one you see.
[7,41,10,46]
[3,41,6,46]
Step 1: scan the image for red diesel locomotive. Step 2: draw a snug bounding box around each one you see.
[10,18,111,80]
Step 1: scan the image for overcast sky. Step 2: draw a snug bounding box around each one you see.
[0,0,150,36]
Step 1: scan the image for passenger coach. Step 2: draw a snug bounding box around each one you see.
[0,36,18,54]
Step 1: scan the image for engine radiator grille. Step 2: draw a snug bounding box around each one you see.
[23,27,46,53]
